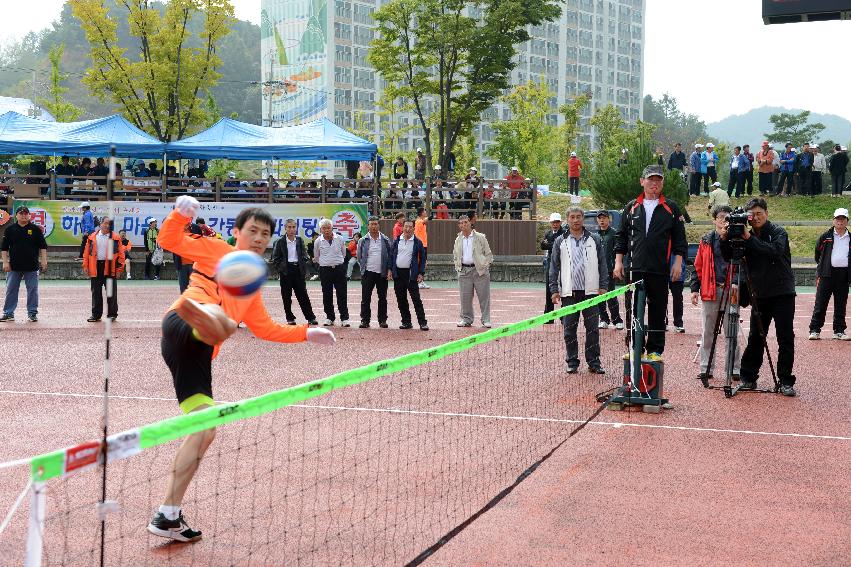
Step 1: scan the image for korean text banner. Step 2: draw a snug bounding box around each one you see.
[13,200,368,247]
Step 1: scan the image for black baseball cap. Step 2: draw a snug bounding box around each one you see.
[15,205,30,214]
[596,210,611,218]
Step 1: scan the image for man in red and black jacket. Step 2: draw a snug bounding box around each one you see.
[613,165,688,359]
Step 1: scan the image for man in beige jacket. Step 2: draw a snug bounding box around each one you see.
[453,215,494,327]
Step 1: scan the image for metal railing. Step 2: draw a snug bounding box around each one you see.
[0,174,537,219]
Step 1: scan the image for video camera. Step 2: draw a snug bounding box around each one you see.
[726,208,752,241]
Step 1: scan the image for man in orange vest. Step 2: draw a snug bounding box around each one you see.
[82,216,125,322]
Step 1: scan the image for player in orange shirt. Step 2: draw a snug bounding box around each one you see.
[147,196,335,543]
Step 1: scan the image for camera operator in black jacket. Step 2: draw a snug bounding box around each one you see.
[720,197,797,396]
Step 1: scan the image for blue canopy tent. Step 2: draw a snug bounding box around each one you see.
[0,111,166,158]
[165,117,377,161]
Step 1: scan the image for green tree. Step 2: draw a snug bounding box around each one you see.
[589,104,625,152]
[70,0,235,141]
[589,115,688,210]
[764,110,826,149]
[488,81,558,184]
[37,43,83,122]
[369,0,560,176]
[558,93,591,159]
[642,93,707,151]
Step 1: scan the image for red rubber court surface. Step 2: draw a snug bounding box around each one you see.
[0,280,848,566]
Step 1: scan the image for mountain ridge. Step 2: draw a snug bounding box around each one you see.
[707,106,851,146]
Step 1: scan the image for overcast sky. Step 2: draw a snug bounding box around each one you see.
[4,0,850,123]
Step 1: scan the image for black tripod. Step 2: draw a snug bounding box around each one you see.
[700,251,779,397]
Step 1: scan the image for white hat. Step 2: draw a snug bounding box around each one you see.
[227,171,236,178]
[470,166,477,172]
[81,201,90,208]
[834,207,849,219]
[712,181,721,188]
[416,147,423,152]
[549,212,562,222]
[695,143,704,148]
[146,217,157,224]
[289,171,297,176]
[706,143,715,148]
[511,166,518,171]
[434,165,442,170]
[621,148,628,152]
[570,151,577,157]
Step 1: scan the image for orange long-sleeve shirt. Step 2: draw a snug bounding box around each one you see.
[158,210,307,358]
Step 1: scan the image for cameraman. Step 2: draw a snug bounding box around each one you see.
[720,197,797,396]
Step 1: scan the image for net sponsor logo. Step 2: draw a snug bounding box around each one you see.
[64,441,101,474]
[107,429,140,463]
[218,405,239,418]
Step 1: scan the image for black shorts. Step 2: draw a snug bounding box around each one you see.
[161,310,215,413]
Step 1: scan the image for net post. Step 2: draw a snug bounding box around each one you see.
[99,226,115,566]
[631,281,646,390]
[24,481,46,567]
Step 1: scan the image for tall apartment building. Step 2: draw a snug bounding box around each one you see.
[261,0,645,178]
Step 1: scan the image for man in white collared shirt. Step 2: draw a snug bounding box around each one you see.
[314,218,350,327]
[391,218,428,330]
[271,219,317,325]
[452,215,494,327]
[357,216,392,328]
[809,208,851,340]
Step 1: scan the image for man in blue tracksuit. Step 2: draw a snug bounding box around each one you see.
[701,143,719,194]
[794,143,813,196]
[777,143,796,196]
[77,201,96,260]
[727,146,751,199]
[689,144,703,196]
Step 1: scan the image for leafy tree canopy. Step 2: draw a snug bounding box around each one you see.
[642,93,707,151]
[369,0,561,176]
[764,110,826,149]
[70,0,235,142]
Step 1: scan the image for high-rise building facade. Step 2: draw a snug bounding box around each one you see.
[261,0,645,177]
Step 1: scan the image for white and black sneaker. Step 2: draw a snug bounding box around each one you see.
[147,512,202,542]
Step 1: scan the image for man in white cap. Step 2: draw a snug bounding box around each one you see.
[702,143,719,194]
[224,171,239,189]
[505,166,525,219]
[541,212,566,319]
[808,208,851,340]
[568,151,583,196]
[143,217,161,280]
[708,181,729,214]
[414,147,427,180]
[689,143,704,196]
[77,201,96,260]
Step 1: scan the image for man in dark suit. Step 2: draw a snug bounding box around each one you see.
[390,219,428,330]
[271,218,317,325]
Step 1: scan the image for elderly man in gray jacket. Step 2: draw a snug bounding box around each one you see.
[549,206,609,374]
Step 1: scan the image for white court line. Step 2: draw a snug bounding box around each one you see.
[0,390,848,443]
